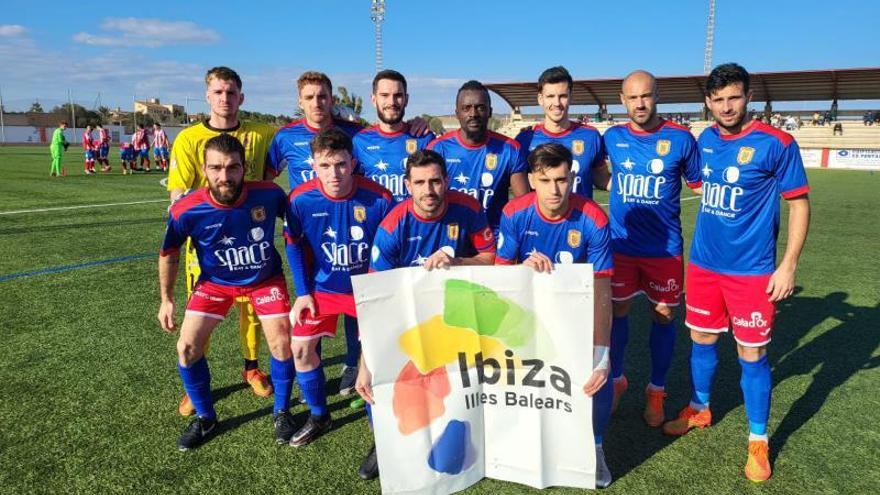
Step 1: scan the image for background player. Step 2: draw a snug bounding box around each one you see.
[427,80,530,232]
[662,63,810,483]
[353,69,435,203]
[355,149,496,480]
[49,121,68,177]
[515,66,606,198]
[119,141,135,174]
[167,66,279,417]
[158,134,297,451]
[133,124,151,172]
[286,129,394,447]
[601,70,703,426]
[152,123,170,172]
[494,143,614,488]
[82,124,96,175]
[96,124,111,172]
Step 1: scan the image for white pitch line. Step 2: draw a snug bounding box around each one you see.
[0,199,167,216]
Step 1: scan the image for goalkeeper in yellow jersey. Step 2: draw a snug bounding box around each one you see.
[167,66,279,416]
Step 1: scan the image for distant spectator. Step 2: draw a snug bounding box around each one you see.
[811,112,820,126]
[784,115,797,131]
[864,111,873,126]
[833,122,843,136]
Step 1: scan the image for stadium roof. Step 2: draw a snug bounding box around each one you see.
[486,67,880,109]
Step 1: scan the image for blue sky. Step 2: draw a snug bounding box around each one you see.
[1,0,878,118]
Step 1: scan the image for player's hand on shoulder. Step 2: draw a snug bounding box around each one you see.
[523,251,554,273]
[290,294,316,326]
[157,300,177,333]
[424,249,455,271]
[407,116,430,136]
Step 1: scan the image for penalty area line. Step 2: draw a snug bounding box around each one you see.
[0,199,167,216]
[0,253,157,283]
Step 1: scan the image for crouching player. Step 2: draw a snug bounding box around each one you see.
[157,134,297,451]
[354,149,496,480]
[286,129,394,447]
[494,143,615,488]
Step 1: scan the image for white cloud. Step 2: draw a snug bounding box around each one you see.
[0,24,26,37]
[73,17,220,47]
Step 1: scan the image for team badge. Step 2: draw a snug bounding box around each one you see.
[656,140,671,157]
[567,229,582,248]
[737,146,755,165]
[353,206,367,223]
[572,140,585,156]
[250,206,266,222]
[447,223,459,240]
[485,153,498,170]
[405,139,418,154]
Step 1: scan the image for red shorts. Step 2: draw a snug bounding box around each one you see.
[186,275,291,320]
[611,253,683,306]
[291,291,357,341]
[684,263,775,347]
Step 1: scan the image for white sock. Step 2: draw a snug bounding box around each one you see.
[689,400,709,411]
[647,383,665,392]
[749,433,768,443]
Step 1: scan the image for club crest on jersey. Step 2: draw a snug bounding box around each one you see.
[353,206,367,223]
[405,139,418,155]
[447,223,459,240]
[485,153,498,171]
[250,206,266,222]
[572,140,585,155]
[737,147,755,165]
[656,140,671,157]
[567,229,581,248]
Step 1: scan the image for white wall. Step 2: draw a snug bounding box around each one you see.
[0,124,186,145]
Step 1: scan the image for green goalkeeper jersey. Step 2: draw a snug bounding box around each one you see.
[51,128,66,149]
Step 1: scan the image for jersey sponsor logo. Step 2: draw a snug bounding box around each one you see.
[406,139,418,154]
[367,145,381,150]
[407,235,422,242]
[525,230,539,236]
[480,173,494,187]
[485,153,498,171]
[214,241,272,271]
[567,229,581,248]
[616,167,667,204]
[656,140,671,157]
[572,140,584,156]
[247,227,265,243]
[447,223,460,240]
[324,226,337,238]
[450,185,495,211]
[555,251,574,264]
[350,226,364,241]
[621,158,635,170]
[453,172,470,185]
[251,206,267,222]
[702,147,714,153]
[205,223,223,230]
[700,164,744,216]
[686,303,710,316]
[615,143,630,148]
[648,278,680,293]
[312,212,329,217]
[255,287,285,306]
[370,172,405,198]
[294,141,309,146]
[353,206,367,223]
[447,158,462,163]
[737,147,755,165]
[321,241,370,270]
[732,311,768,329]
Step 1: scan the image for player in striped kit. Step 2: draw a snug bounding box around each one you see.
[96,124,111,172]
[82,125,97,175]
[152,123,170,172]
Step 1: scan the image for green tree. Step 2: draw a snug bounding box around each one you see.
[29,101,44,113]
[334,86,363,116]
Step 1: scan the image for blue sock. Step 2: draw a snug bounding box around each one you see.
[690,342,718,406]
[592,376,613,444]
[344,315,361,368]
[649,319,677,387]
[296,366,327,417]
[365,402,373,427]
[178,357,215,420]
[610,316,629,380]
[739,355,771,436]
[270,357,295,414]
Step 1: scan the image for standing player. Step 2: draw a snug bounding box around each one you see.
[133,124,151,172]
[285,129,394,447]
[601,70,703,426]
[167,66,279,417]
[96,124,111,172]
[82,124,97,175]
[354,149,496,480]
[49,121,68,177]
[427,80,530,232]
[119,141,135,174]
[662,63,810,483]
[353,69,435,203]
[494,143,615,488]
[157,134,297,450]
[153,123,170,172]
[515,66,606,198]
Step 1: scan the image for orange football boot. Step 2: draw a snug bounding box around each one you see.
[243,368,274,397]
[662,405,712,436]
[744,440,772,482]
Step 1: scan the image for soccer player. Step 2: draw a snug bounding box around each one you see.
[133,124,151,171]
[49,121,68,177]
[96,124,111,172]
[494,143,615,488]
[662,63,810,483]
[427,80,530,232]
[354,149,496,480]
[353,69,435,203]
[119,142,135,174]
[82,124,96,175]
[515,66,606,198]
[167,66,279,417]
[158,134,297,451]
[286,129,394,447]
[152,123,170,172]
[601,70,703,426]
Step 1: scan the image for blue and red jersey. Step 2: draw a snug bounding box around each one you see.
[691,120,809,275]
[352,125,435,203]
[515,121,605,198]
[285,176,393,296]
[427,130,527,230]
[268,118,364,190]
[603,120,703,258]
[370,191,495,271]
[495,192,613,276]
[161,181,290,286]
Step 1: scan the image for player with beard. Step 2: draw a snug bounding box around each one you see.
[662,63,810,483]
[158,134,297,451]
[600,70,703,425]
[353,70,435,203]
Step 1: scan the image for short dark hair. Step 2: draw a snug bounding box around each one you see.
[456,80,490,103]
[153,123,161,128]
[528,143,572,173]
[706,63,750,96]
[373,69,407,93]
[538,66,573,93]
[405,150,447,178]
[96,123,103,128]
[310,128,352,157]
[203,133,246,164]
[137,124,144,129]
[205,66,243,90]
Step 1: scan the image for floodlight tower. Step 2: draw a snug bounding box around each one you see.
[371,0,386,74]
[703,0,716,74]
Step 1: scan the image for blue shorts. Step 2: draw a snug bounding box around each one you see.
[121,149,134,161]
[138,148,149,158]
[84,150,95,160]
[154,147,169,159]
[99,144,110,158]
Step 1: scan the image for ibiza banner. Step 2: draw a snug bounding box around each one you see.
[352,265,596,495]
